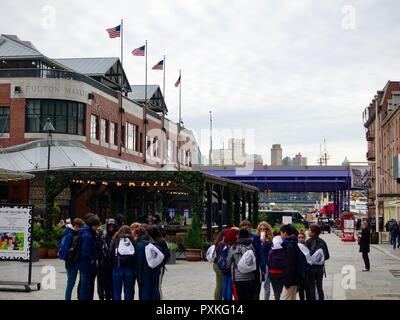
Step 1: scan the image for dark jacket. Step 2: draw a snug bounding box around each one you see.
[61,227,77,268]
[282,235,300,287]
[359,228,370,253]
[390,223,399,235]
[110,236,136,269]
[259,239,272,274]
[135,234,154,280]
[305,236,330,273]
[250,233,261,267]
[77,224,97,273]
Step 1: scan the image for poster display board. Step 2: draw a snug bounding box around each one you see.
[282,216,292,225]
[0,205,33,261]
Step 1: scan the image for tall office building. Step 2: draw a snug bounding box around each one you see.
[293,153,308,166]
[271,144,283,166]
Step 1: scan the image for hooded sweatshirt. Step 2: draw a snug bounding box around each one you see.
[268,236,285,275]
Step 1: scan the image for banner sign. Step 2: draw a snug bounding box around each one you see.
[282,216,292,225]
[351,166,372,189]
[0,205,33,261]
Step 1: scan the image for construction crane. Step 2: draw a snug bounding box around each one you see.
[317,139,330,166]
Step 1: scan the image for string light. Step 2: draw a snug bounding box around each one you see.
[101,181,108,186]
[116,181,122,187]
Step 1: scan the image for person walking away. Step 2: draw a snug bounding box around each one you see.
[280,224,301,300]
[226,229,256,300]
[390,220,399,249]
[305,224,330,300]
[111,225,136,300]
[358,221,371,271]
[212,230,225,300]
[146,225,170,300]
[217,228,238,300]
[268,235,285,300]
[152,214,166,238]
[257,221,273,300]
[239,220,261,300]
[58,218,85,300]
[77,215,101,300]
[97,218,116,300]
[297,231,311,300]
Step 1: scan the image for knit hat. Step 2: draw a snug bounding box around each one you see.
[238,228,250,239]
[107,218,116,225]
[224,228,238,244]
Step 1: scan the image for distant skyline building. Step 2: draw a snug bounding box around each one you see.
[211,138,246,166]
[246,154,264,168]
[271,144,283,166]
[293,152,307,166]
[282,156,293,166]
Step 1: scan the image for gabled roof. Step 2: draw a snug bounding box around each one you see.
[128,85,160,101]
[0,34,42,58]
[55,57,131,92]
[54,57,119,75]
[128,85,167,113]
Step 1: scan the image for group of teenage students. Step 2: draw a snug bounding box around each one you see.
[210,220,330,300]
[58,213,169,300]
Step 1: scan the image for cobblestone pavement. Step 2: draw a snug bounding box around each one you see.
[0,232,399,300]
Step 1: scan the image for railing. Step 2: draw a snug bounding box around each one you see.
[0,68,118,98]
[366,150,375,160]
[366,129,374,141]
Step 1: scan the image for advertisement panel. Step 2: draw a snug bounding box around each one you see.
[351,166,372,189]
[0,205,33,261]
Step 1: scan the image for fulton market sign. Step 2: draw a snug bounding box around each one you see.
[18,78,90,103]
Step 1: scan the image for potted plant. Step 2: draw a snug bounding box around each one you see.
[47,240,59,259]
[167,242,178,264]
[38,240,48,259]
[31,241,40,262]
[184,215,204,261]
[32,223,44,261]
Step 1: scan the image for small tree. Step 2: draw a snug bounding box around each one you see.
[184,214,204,249]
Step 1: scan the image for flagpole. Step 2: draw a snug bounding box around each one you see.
[143,40,148,163]
[119,19,124,157]
[177,69,181,170]
[120,19,124,70]
[162,54,166,167]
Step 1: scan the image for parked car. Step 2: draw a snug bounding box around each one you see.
[317,217,331,233]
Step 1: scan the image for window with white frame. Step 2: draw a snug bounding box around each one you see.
[90,114,99,140]
[100,118,109,143]
[167,139,174,163]
[126,122,138,151]
[110,122,118,145]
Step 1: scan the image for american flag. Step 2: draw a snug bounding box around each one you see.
[175,75,181,87]
[132,45,145,56]
[106,25,121,38]
[152,60,164,70]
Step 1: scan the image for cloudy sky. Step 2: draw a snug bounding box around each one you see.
[2,0,399,165]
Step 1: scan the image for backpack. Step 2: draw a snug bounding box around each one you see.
[217,245,230,272]
[68,234,81,264]
[237,249,257,273]
[206,245,216,263]
[267,248,286,269]
[115,237,135,267]
[311,248,325,265]
[58,231,72,261]
[145,242,165,269]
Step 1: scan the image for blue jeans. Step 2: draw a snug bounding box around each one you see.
[113,267,135,300]
[139,271,160,300]
[78,271,96,300]
[263,267,271,300]
[65,264,78,300]
[222,274,232,300]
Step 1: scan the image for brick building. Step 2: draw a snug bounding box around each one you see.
[0,34,200,218]
[363,81,400,229]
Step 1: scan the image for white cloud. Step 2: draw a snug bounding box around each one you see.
[1,0,398,165]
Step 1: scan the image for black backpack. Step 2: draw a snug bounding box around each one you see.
[68,234,81,264]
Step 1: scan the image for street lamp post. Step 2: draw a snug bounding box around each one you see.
[43,118,55,170]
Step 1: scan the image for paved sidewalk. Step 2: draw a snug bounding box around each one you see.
[0,232,399,300]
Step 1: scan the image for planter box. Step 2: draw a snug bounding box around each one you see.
[47,248,58,259]
[167,251,176,264]
[186,249,202,261]
[39,247,48,259]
